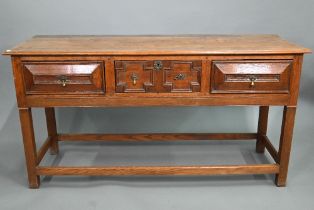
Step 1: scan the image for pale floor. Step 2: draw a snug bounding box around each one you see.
[0,98,313,210]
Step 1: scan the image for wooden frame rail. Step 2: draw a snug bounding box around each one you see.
[261,135,279,163]
[58,133,258,142]
[37,133,279,165]
[36,137,51,164]
[36,132,280,182]
[36,164,279,176]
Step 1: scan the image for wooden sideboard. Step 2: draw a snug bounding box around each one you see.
[3,35,311,188]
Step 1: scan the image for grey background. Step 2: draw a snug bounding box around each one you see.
[0,0,313,209]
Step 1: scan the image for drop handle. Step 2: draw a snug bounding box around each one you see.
[249,76,257,87]
[130,73,138,85]
[57,75,69,87]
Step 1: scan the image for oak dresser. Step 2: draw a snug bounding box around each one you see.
[3,35,311,188]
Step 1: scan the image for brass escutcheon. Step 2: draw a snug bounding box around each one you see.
[249,76,257,87]
[57,75,69,87]
[153,60,163,71]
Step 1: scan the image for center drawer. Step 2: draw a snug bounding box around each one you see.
[115,60,201,93]
[22,61,104,94]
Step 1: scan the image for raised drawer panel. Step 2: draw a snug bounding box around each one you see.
[162,61,201,92]
[211,60,292,93]
[115,61,155,93]
[115,60,201,93]
[22,61,104,94]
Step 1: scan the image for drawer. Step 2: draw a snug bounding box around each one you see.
[211,60,292,93]
[22,61,104,94]
[115,60,201,93]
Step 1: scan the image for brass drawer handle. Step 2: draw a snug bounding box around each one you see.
[57,75,69,87]
[130,73,138,85]
[153,61,163,71]
[174,73,186,80]
[249,76,257,87]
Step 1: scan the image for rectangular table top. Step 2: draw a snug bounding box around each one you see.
[3,34,311,56]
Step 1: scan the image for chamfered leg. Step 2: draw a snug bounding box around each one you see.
[45,107,59,154]
[275,106,297,187]
[19,108,40,188]
[256,106,269,153]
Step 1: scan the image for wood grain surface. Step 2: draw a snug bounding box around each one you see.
[36,164,280,176]
[3,35,311,55]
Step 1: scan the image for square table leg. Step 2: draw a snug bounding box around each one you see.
[19,108,40,188]
[275,106,297,186]
[256,106,269,153]
[45,107,59,154]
